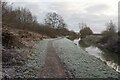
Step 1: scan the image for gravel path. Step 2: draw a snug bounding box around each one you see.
[39,40,66,78]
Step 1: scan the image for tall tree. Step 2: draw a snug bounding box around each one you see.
[44,12,66,29]
[106,20,116,33]
[101,21,117,42]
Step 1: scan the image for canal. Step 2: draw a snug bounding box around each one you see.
[74,38,120,73]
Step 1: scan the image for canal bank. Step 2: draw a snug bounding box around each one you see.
[74,38,120,73]
[53,38,118,78]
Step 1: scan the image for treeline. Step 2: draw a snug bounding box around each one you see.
[79,21,119,54]
[2,2,78,38]
[98,21,119,54]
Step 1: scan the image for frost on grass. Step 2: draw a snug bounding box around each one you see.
[20,39,49,78]
[53,38,118,78]
[2,49,31,78]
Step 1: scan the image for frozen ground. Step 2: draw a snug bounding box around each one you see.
[21,39,49,78]
[53,38,119,78]
[2,39,49,78]
[3,38,119,78]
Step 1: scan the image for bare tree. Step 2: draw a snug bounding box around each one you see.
[106,20,116,33]
[44,12,66,29]
[14,8,33,25]
[79,22,87,31]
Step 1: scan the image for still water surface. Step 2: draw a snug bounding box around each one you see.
[74,38,120,72]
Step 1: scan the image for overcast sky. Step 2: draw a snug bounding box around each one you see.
[3,0,119,33]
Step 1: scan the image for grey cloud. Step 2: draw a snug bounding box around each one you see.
[85,4,110,13]
[11,2,117,33]
[65,12,117,32]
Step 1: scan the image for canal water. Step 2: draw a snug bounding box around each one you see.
[74,38,120,73]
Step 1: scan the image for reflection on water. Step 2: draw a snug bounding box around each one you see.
[73,38,81,46]
[85,46,103,59]
[74,39,120,72]
[85,46,119,72]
